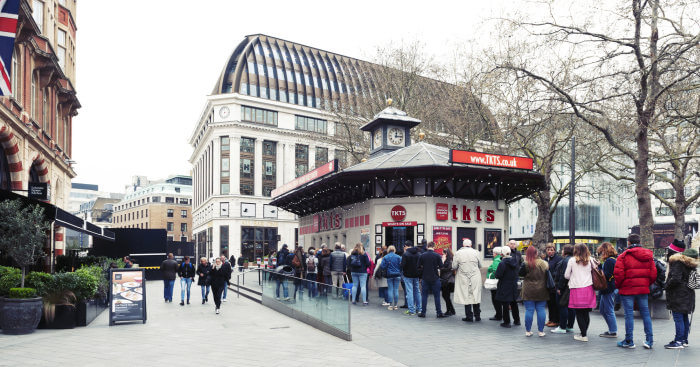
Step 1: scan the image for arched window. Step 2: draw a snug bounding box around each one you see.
[0,146,10,190]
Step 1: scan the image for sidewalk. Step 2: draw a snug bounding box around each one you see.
[0,281,404,367]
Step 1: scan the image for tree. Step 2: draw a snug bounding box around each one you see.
[0,199,50,287]
[497,0,700,247]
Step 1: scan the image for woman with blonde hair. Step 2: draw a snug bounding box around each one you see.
[380,245,403,309]
[564,244,597,341]
[596,242,618,338]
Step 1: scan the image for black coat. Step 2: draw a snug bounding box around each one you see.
[196,263,211,286]
[495,256,519,302]
[208,265,229,289]
[554,255,572,290]
[418,250,443,282]
[401,247,422,278]
[440,257,455,284]
[319,254,332,277]
[665,253,698,314]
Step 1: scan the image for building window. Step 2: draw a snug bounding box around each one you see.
[167,222,174,231]
[295,115,327,134]
[145,209,148,217]
[181,210,187,218]
[295,144,308,178]
[167,209,174,217]
[240,137,255,195]
[241,105,277,126]
[315,147,328,168]
[165,197,174,203]
[220,225,229,258]
[31,74,37,119]
[11,51,19,102]
[167,235,174,241]
[57,29,66,70]
[262,141,276,197]
[334,149,347,168]
[32,1,44,31]
[152,196,161,203]
[657,188,675,199]
[180,236,187,242]
[656,206,673,216]
[181,223,187,232]
[42,89,48,133]
[220,136,230,194]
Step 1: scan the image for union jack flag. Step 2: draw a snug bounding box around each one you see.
[0,0,20,96]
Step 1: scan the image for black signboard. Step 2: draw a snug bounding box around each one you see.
[28,182,49,201]
[109,268,147,325]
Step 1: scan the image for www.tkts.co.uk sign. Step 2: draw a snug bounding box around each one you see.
[449,150,533,170]
[436,203,495,223]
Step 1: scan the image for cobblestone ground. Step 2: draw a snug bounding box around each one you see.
[1,280,697,367]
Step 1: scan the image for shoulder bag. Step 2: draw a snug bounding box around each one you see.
[484,278,499,290]
[591,260,607,291]
[688,269,700,290]
[545,269,556,291]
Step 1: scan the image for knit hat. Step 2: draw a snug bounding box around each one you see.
[668,239,686,254]
[683,248,698,259]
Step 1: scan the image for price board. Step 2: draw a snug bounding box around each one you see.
[109,268,147,325]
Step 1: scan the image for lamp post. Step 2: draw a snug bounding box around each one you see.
[569,137,576,246]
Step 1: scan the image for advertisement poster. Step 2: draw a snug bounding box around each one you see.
[109,268,147,325]
[360,228,371,254]
[484,229,502,258]
[432,226,452,255]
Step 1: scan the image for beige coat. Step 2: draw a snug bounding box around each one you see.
[373,258,387,288]
[452,246,483,305]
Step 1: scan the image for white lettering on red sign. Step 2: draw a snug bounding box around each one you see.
[391,205,407,222]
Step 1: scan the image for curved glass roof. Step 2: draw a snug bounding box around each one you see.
[213,34,380,110]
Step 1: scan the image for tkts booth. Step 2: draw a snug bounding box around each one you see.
[270,104,546,259]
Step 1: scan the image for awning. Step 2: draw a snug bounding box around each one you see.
[0,188,115,241]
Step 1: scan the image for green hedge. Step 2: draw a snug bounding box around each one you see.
[25,271,54,298]
[0,265,103,301]
[8,287,37,298]
[0,266,21,296]
[55,255,124,273]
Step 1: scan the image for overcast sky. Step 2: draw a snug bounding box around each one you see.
[72,0,513,193]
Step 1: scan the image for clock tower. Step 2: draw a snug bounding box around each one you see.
[361,99,421,157]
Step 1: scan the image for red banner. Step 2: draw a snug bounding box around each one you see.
[450,150,533,170]
[432,226,452,255]
[382,221,417,227]
[271,159,338,198]
[436,203,449,220]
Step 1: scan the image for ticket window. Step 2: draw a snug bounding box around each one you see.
[385,226,415,248]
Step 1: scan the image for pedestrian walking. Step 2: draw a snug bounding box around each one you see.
[544,243,563,327]
[452,239,482,322]
[380,245,402,310]
[596,242,618,338]
[197,257,211,304]
[348,243,370,305]
[209,257,228,314]
[663,241,697,349]
[160,253,178,303]
[220,255,232,302]
[495,246,519,328]
[614,233,657,349]
[487,247,503,321]
[520,246,549,337]
[178,256,196,305]
[401,241,422,315]
[417,242,446,318]
[440,248,456,316]
[565,244,597,342]
[551,244,576,334]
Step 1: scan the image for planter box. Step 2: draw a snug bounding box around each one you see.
[75,298,108,327]
[0,297,42,334]
[38,305,77,329]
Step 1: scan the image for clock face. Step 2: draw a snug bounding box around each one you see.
[373,128,383,149]
[387,127,405,146]
[219,106,230,119]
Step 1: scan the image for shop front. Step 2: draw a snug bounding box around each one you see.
[271,104,546,259]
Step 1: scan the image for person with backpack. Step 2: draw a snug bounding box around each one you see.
[348,243,370,305]
[178,256,196,305]
[401,241,423,315]
[291,246,306,301]
[380,245,403,310]
[596,242,618,338]
[306,248,318,298]
[664,241,698,349]
[614,233,658,349]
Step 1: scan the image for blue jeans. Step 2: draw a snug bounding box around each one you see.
[276,277,289,299]
[620,294,653,345]
[222,282,228,300]
[378,287,389,303]
[420,279,442,315]
[351,272,368,303]
[387,277,400,306]
[180,278,193,301]
[200,284,210,300]
[672,312,689,343]
[163,279,175,301]
[306,273,318,297]
[524,300,547,332]
[599,290,618,333]
[403,276,422,313]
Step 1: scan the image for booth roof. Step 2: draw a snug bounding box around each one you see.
[270,142,547,216]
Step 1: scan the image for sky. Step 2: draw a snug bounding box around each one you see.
[72,0,514,193]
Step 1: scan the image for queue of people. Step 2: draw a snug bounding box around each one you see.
[160,253,233,314]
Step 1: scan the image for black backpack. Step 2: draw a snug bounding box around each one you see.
[350,254,362,267]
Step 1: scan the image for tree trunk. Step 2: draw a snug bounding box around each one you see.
[635,122,654,248]
[532,190,554,250]
[674,188,686,239]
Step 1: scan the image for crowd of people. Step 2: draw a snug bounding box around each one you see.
[157,233,698,350]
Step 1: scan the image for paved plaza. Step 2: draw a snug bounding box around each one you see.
[0,280,698,367]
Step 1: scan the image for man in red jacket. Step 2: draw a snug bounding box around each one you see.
[614,233,657,349]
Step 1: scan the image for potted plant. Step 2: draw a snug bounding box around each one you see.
[0,200,50,334]
[243,258,249,269]
[30,271,77,329]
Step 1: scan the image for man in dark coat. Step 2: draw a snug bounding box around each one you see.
[505,240,522,325]
[220,255,233,302]
[614,233,657,349]
[196,257,211,304]
[544,244,563,327]
[495,246,519,328]
[177,256,196,305]
[401,241,422,315]
[417,242,446,318]
[160,253,178,302]
[663,244,697,349]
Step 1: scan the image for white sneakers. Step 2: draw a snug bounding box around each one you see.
[382,302,390,306]
[223,299,228,302]
[538,332,546,337]
[215,309,220,314]
[574,334,589,342]
[551,327,567,334]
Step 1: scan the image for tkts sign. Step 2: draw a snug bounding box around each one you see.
[449,150,533,170]
[436,203,495,223]
[313,210,343,233]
